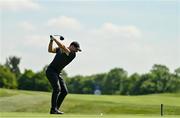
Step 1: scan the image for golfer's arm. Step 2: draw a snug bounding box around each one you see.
[48,40,56,53]
[52,38,70,54]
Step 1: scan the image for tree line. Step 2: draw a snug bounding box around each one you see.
[0,56,180,95]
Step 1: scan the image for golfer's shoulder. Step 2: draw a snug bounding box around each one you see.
[70,51,76,57]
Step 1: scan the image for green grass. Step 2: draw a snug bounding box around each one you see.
[1,112,180,118]
[0,88,180,118]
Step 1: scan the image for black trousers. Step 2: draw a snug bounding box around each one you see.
[46,67,68,110]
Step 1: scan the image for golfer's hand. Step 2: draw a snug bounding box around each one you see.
[50,35,55,42]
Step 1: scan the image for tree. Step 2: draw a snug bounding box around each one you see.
[32,71,51,91]
[0,64,17,89]
[150,64,171,93]
[103,68,128,94]
[5,56,21,77]
[67,75,84,93]
[139,74,156,94]
[127,73,141,95]
[18,69,35,90]
[168,67,180,92]
[92,73,107,94]
[81,76,94,94]
[174,67,180,77]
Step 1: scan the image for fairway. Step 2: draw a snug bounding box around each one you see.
[1,112,179,118]
[0,89,180,118]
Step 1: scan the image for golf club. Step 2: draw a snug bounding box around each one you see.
[50,35,64,41]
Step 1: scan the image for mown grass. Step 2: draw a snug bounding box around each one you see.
[0,88,180,118]
[1,112,179,118]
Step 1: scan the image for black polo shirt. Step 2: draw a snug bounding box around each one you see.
[49,48,76,74]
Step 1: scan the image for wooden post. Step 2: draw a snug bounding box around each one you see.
[161,104,163,116]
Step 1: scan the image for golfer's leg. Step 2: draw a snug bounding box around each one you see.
[50,79,61,110]
[57,76,68,110]
[46,69,61,110]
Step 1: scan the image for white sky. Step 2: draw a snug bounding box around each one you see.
[0,0,180,76]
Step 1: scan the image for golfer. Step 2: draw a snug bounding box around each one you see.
[46,35,81,114]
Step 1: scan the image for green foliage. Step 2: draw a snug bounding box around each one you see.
[127,73,141,95]
[140,74,156,94]
[174,67,180,77]
[91,73,107,94]
[18,68,51,91]
[1,56,180,95]
[81,77,94,94]
[103,68,128,95]
[5,56,21,77]
[0,65,17,89]
[67,75,84,93]
[18,69,35,90]
[149,64,180,93]
[32,71,51,91]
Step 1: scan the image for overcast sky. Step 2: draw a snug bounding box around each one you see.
[0,0,179,76]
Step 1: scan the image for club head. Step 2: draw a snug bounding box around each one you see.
[60,36,64,40]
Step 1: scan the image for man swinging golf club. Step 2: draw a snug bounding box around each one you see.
[46,35,81,114]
